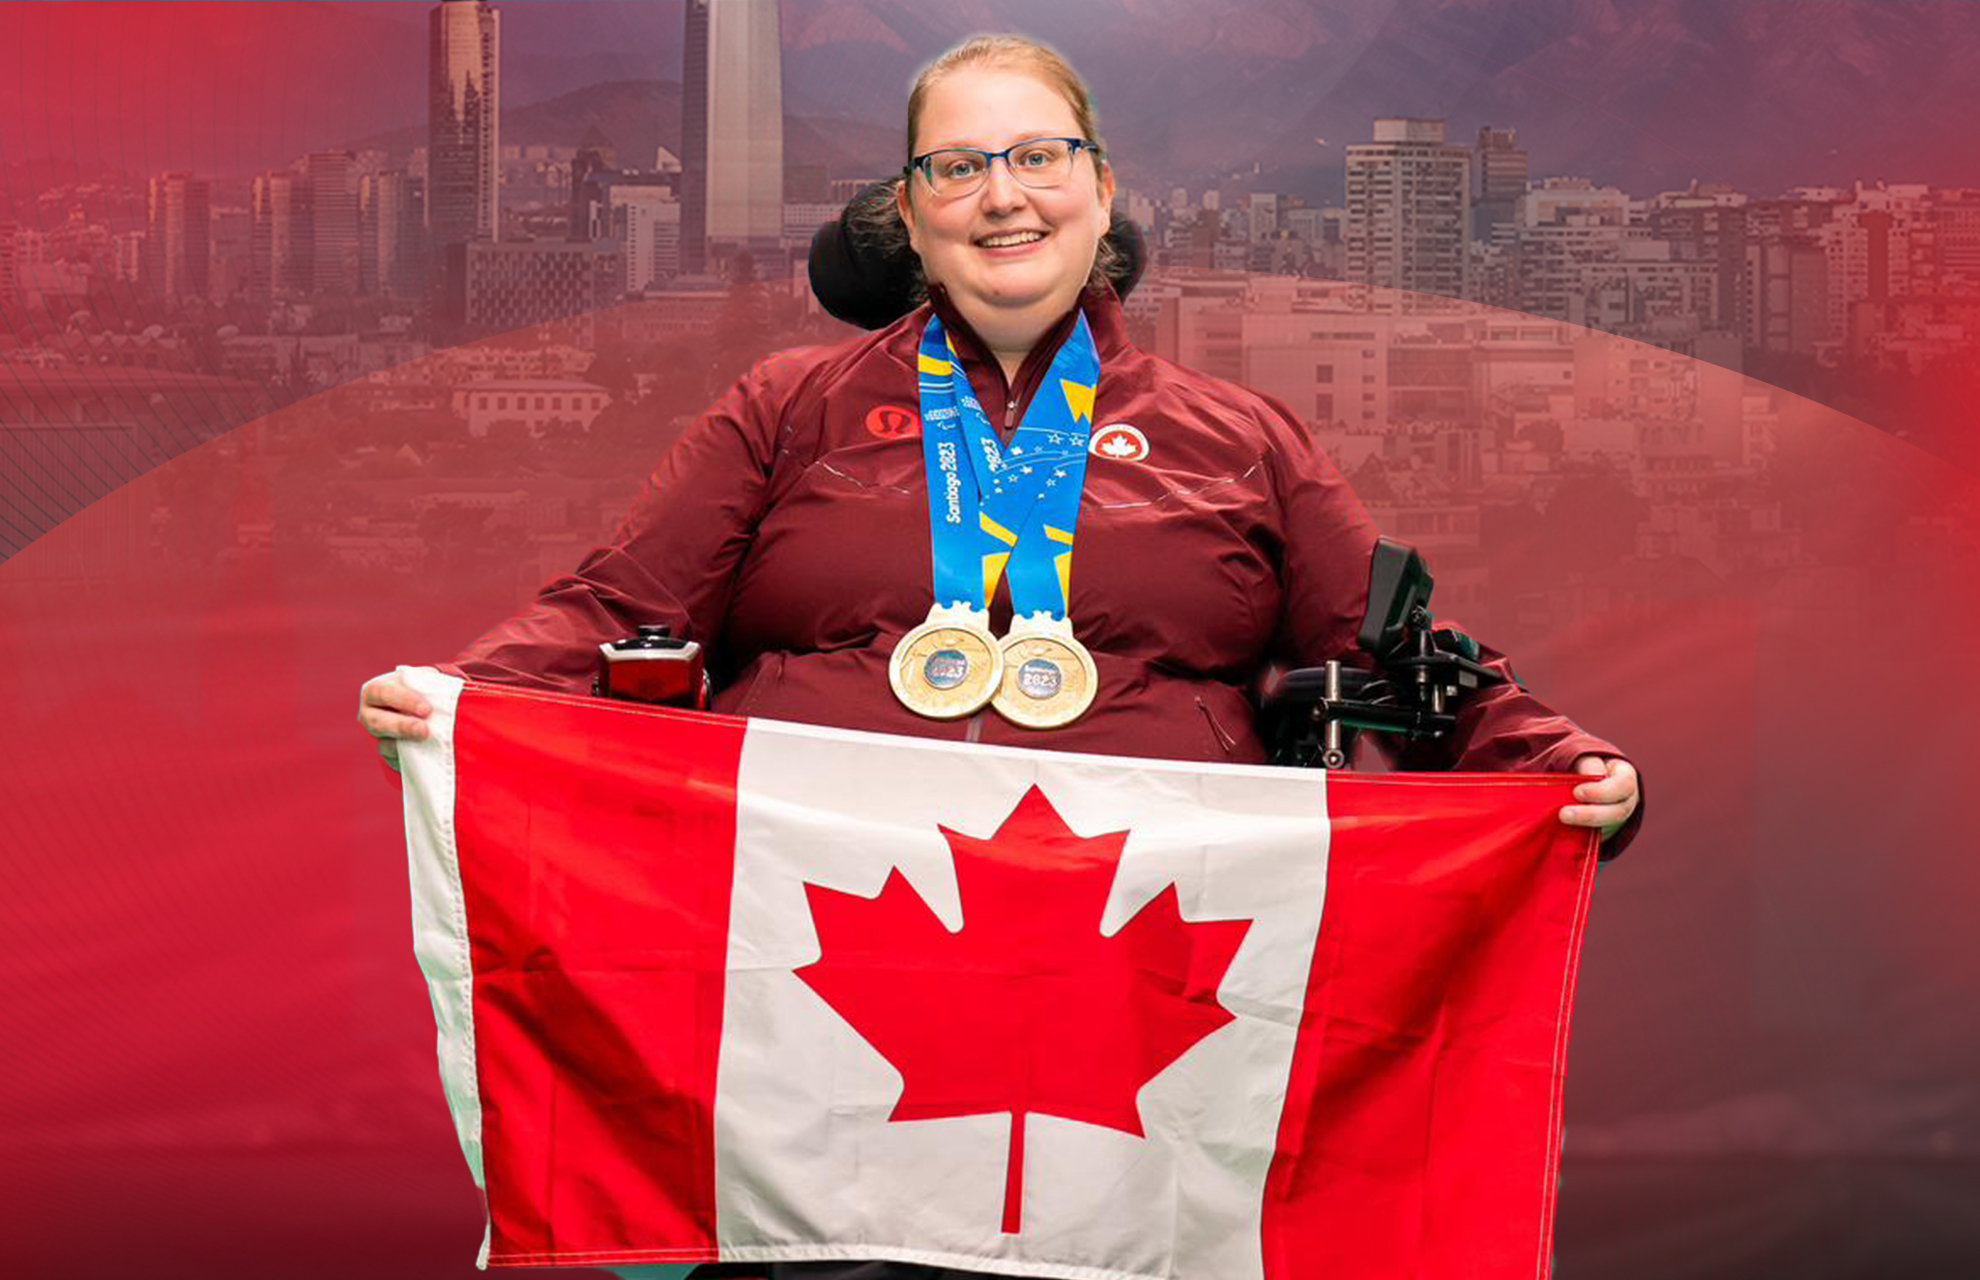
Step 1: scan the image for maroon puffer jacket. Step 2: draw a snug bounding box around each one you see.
[445,279,1641,855]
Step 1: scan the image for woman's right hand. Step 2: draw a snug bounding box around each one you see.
[358,674,433,773]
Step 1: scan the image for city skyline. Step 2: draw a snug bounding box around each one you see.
[4,0,1976,489]
[13,109,1976,387]
[9,0,1974,360]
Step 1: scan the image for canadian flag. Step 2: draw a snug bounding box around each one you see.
[396,667,1597,1280]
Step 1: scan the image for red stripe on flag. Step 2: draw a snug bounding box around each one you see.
[1261,773,1597,1280]
[453,686,746,1266]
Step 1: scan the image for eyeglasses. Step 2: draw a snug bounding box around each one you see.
[904,137,1103,199]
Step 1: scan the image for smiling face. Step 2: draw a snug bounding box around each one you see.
[895,65,1116,345]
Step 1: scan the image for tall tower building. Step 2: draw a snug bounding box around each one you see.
[308,151,360,294]
[1473,126,1528,241]
[146,172,211,299]
[251,170,306,299]
[428,0,500,260]
[1345,118,1471,309]
[680,0,783,275]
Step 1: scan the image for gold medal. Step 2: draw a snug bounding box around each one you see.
[991,613,1099,729]
[889,604,1004,719]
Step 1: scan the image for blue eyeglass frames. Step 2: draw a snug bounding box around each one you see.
[903,138,1104,197]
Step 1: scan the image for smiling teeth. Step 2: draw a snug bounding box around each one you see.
[980,232,1045,247]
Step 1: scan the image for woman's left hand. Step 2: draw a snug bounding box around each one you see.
[1560,755,1640,843]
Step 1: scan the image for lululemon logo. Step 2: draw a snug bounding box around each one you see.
[866,404,920,440]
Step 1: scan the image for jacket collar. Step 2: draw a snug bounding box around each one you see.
[919,280,1131,431]
[925,278,1132,367]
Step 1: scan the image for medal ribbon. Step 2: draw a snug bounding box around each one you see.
[916,312,1098,620]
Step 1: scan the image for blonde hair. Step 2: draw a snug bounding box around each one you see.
[906,35,1107,164]
[853,34,1120,302]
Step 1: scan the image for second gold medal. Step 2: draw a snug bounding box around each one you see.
[991,613,1098,729]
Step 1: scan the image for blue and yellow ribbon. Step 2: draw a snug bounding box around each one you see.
[916,314,1099,620]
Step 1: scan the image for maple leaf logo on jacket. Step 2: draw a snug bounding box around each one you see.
[1089,422,1149,461]
[795,784,1251,1235]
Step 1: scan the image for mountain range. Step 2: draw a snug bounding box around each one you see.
[2,1,1972,204]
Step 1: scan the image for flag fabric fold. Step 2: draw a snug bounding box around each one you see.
[395,666,1597,1279]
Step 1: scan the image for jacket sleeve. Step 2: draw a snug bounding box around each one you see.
[1259,396,1646,859]
[439,354,803,694]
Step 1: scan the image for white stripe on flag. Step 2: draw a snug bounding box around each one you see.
[712,717,1334,1280]
[394,666,491,1268]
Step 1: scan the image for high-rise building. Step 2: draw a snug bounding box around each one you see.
[308,151,360,295]
[1473,126,1527,242]
[146,172,211,299]
[429,0,500,261]
[575,172,681,291]
[680,0,783,275]
[251,170,308,299]
[1514,179,1631,323]
[208,208,253,302]
[1650,187,1750,335]
[1745,240,1829,353]
[361,169,424,297]
[614,188,683,293]
[1345,119,1470,309]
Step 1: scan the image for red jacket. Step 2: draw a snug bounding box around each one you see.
[447,280,1641,854]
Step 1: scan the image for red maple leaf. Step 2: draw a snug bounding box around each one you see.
[794,784,1252,1235]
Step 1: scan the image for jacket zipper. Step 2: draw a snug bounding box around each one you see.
[930,282,1090,441]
